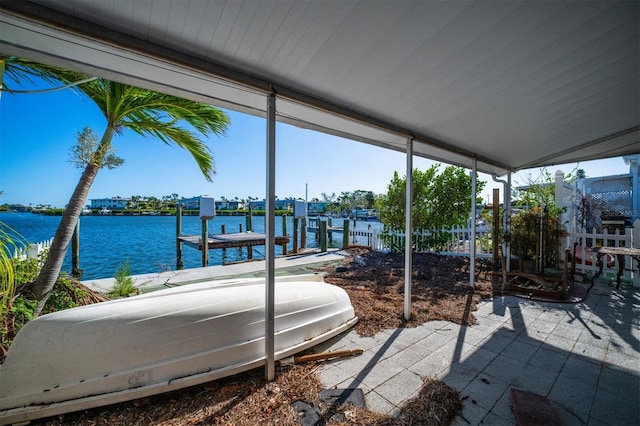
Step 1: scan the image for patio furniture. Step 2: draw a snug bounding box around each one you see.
[591,246,640,289]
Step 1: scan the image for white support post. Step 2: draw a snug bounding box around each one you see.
[629,156,639,223]
[506,172,511,272]
[470,159,477,287]
[265,92,276,381]
[404,137,413,321]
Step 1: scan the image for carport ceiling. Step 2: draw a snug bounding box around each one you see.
[1,0,638,176]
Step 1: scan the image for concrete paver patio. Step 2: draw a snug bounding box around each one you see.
[315,281,639,425]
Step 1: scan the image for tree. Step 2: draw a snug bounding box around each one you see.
[377,164,485,232]
[336,190,375,216]
[147,196,160,210]
[357,190,376,209]
[337,192,356,216]
[3,56,230,315]
[129,195,142,209]
[70,127,124,169]
[511,167,580,267]
[513,166,580,217]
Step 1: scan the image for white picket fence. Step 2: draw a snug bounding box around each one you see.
[13,238,53,262]
[348,225,493,258]
[565,221,639,286]
[347,228,376,247]
[347,222,639,287]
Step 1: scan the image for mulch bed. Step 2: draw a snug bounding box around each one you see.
[29,248,503,425]
[324,248,502,336]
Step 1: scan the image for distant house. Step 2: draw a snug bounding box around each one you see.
[178,197,317,213]
[308,201,337,215]
[90,197,130,210]
[216,200,241,210]
[555,154,640,234]
[249,200,265,210]
[249,199,295,211]
[179,197,200,210]
[8,204,28,212]
[179,197,241,211]
[243,199,336,214]
[575,156,639,232]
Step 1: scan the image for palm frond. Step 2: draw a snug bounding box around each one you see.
[111,86,229,136]
[1,55,90,93]
[97,83,229,181]
[124,119,215,180]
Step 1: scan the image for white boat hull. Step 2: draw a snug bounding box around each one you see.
[0,274,356,425]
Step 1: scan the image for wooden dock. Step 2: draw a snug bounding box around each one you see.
[307,218,348,236]
[178,232,290,253]
[307,225,345,234]
[175,204,296,269]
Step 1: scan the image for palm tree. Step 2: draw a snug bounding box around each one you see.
[3,56,230,315]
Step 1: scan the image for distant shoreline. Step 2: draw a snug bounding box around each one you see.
[1,209,309,217]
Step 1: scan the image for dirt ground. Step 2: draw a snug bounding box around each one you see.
[324,248,502,336]
[32,249,502,426]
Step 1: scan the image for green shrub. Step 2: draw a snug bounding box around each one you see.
[10,297,37,325]
[12,256,40,285]
[108,259,137,298]
[511,206,560,268]
[2,274,97,349]
[0,222,30,317]
[45,275,83,312]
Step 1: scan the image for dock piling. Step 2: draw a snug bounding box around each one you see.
[301,218,307,249]
[342,219,350,249]
[282,215,287,237]
[201,219,209,267]
[221,225,227,261]
[246,207,253,232]
[176,205,184,270]
[320,220,328,252]
[72,221,82,278]
[293,218,299,254]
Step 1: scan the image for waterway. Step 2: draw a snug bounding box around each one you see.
[1,212,379,280]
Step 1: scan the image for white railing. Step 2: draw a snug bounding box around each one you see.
[349,226,493,258]
[13,238,53,262]
[566,222,639,286]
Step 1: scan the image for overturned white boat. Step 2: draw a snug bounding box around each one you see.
[0,274,357,425]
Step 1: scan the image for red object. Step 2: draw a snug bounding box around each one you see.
[510,388,562,426]
[572,246,615,267]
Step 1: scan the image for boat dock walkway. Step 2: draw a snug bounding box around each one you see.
[178,232,290,252]
[307,217,346,236]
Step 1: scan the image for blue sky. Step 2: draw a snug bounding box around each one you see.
[0,76,628,208]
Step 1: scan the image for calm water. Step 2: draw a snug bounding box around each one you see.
[1,212,375,280]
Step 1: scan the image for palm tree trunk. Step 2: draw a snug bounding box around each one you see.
[33,127,115,316]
